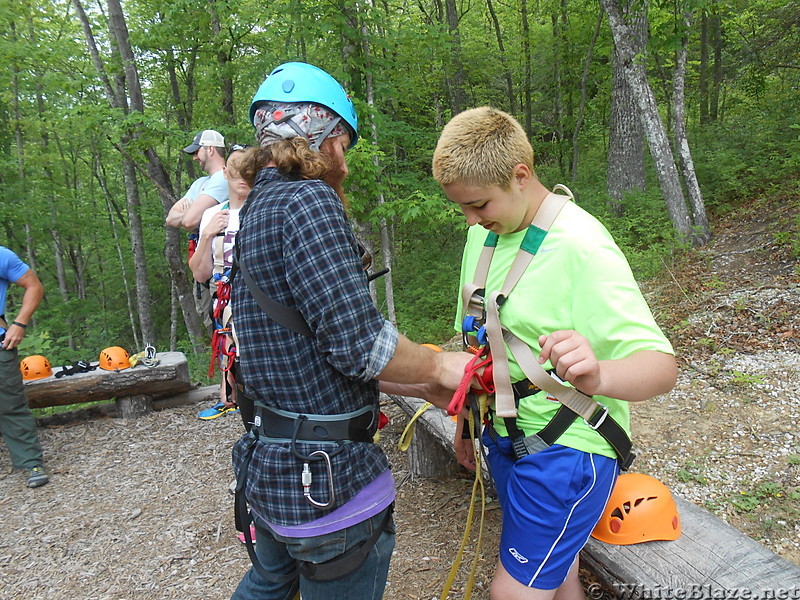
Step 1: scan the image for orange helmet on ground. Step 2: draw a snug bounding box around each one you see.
[591,473,681,545]
[99,346,130,371]
[20,355,52,381]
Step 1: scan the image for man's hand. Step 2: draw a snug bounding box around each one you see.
[2,322,26,350]
[2,269,43,351]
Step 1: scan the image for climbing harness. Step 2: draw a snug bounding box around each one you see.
[208,202,239,381]
[129,344,159,368]
[187,232,199,261]
[54,359,97,378]
[458,184,634,469]
[230,191,392,582]
[234,405,390,584]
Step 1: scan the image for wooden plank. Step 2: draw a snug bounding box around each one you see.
[389,393,800,594]
[24,351,193,409]
[389,393,490,481]
[583,495,800,593]
[153,385,220,410]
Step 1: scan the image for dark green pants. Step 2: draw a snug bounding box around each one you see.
[0,348,44,470]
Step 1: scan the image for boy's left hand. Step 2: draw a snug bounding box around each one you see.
[538,330,602,395]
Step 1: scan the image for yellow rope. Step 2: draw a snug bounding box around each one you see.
[440,393,488,600]
[397,402,434,451]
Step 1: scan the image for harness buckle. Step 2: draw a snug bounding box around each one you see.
[584,404,609,431]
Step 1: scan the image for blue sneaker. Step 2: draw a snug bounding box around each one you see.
[198,402,238,420]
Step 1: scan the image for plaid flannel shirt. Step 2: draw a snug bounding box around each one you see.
[231,167,397,526]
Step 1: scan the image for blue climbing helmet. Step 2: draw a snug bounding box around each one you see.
[249,62,358,149]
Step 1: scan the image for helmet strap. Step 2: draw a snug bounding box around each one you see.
[310,116,343,152]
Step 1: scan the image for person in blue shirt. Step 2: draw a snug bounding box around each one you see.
[166,129,230,331]
[0,246,48,488]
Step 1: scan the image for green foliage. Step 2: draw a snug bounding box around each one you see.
[677,461,708,485]
[1,0,798,375]
[383,224,466,344]
[728,370,765,388]
[727,481,795,515]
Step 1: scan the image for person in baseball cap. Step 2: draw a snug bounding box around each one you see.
[183,129,225,154]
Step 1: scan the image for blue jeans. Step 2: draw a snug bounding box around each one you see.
[230,506,395,600]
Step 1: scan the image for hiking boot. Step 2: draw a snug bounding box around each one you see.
[26,466,49,488]
[198,401,238,420]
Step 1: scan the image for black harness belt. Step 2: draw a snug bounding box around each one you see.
[492,378,635,470]
[253,404,378,444]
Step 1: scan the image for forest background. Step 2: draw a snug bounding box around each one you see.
[1,0,798,387]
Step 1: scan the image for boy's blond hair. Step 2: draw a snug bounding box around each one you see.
[432,107,534,191]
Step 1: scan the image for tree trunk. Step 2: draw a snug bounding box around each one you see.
[443,0,466,115]
[95,153,142,350]
[521,0,532,136]
[571,10,603,180]
[673,13,711,245]
[710,2,723,122]
[606,0,647,210]
[106,0,156,346]
[600,0,692,242]
[361,14,396,323]
[552,12,565,173]
[699,12,710,124]
[210,1,235,125]
[486,0,515,114]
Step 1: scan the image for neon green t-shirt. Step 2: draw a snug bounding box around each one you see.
[455,200,674,459]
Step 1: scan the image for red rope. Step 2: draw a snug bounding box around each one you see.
[448,346,494,416]
[208,328,236,378]
[213,280,231,322]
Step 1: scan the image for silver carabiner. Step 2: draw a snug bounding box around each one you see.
[301,450,335,509]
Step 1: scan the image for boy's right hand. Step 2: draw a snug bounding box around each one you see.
[454,415,477,471]
[202,209,230,238]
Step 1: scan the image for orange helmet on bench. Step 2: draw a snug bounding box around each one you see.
[99,346,130,371]
[591,472,681,545]
[20,355,52,380]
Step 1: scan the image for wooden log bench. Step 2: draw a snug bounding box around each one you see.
[24,351,194,419]
[389,393,800,596]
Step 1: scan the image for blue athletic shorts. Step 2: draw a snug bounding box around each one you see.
[484,434,619,590]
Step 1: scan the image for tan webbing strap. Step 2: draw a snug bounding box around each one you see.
[0,316,8,330]
[212,202,230,276]
[460,242,497,325]
[486,190,571,417]
[213,234,226,276]
[504,332,600,421]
